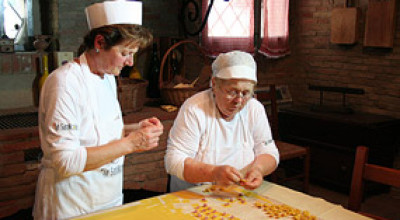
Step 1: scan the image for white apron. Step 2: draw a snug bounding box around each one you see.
[170,102,254,192]
[33,54,124,219]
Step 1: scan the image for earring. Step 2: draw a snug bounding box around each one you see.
[95,48,99,53]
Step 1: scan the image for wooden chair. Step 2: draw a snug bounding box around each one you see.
[348,146,400,220]
[255,84,310,192]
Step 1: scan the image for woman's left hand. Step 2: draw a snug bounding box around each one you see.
[124,117,163,136]
[240,168,263,190]
[139,117,162,128]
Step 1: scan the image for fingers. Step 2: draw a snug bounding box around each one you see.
[128,119,163,152]
[139,118,163,135]
[139,120,153,128]
[212,165,263,190]
[140,129,162,147]
[242,178,262,190]
[231,169,243,183]
[240,169,263,190]
[130,131,158,152]
[213,165,242,186]
[140,117,163,128]
[142,127,163,140]
[148,117,162,127]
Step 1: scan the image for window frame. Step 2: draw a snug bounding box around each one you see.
[201,0,290,58]
[1,0,34,51]
[201,0,255,57]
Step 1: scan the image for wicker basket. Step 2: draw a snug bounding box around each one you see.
[159,40,209,106]
[118,78,148,114]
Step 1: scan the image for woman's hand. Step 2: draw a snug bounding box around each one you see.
[123,117,163,136]
[240,167,263,190]
[211,165,243,186]
[238,154,277,190]
[126,117,163,152]
[139,117,162,128]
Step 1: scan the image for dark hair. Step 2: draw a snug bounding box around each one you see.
[77,24,153,55]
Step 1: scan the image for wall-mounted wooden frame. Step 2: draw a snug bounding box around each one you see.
[330,0,361,44]
[364,0,397,48]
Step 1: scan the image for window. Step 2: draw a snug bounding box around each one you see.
[206,1,252,37]
[259,0,290,57]
[201,0,289,58]
[1,0,34,51]
[201,0,254,57]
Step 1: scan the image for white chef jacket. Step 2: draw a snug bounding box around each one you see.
[33,54,124,220]
[165,89,279,192]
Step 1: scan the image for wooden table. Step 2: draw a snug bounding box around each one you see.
[278,105,400,193]
[74,181,370,220]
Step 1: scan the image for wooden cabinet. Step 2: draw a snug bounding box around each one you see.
[278,106,400,193]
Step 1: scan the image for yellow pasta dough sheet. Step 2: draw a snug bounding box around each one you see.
[75,185,319,220]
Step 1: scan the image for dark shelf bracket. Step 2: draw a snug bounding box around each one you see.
[308,85,365,114]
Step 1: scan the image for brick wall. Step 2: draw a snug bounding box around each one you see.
[0,107,176,218]
[2,0,399,116]
[257,0,400,118]
[0,128,40,218]
[56,0,181,52]
[123,121,173,192]
[0,0,182,109]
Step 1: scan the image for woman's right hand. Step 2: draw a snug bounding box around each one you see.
[126,120,163,153]
[211,165,243,186]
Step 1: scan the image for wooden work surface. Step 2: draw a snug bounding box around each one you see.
[75,181,370,220]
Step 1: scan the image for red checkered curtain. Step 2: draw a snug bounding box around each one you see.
[201,0,254,57]
[259,0,290,58]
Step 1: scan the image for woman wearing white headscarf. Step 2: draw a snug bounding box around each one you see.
[33,1,163,219]
[165,51,279,192]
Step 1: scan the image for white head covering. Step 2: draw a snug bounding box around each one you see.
[85,0,142,30]
[212,51,257,83]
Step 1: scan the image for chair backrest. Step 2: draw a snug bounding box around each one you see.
[348,145,400,213]
[254,84,279,140]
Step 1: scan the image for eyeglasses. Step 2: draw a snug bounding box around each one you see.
[218,86,254,100]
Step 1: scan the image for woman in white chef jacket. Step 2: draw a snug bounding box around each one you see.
[165,51,280,192]
[33,1,163,219]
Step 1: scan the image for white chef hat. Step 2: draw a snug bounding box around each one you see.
[85,0,142,30]
[212,51,257,83]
